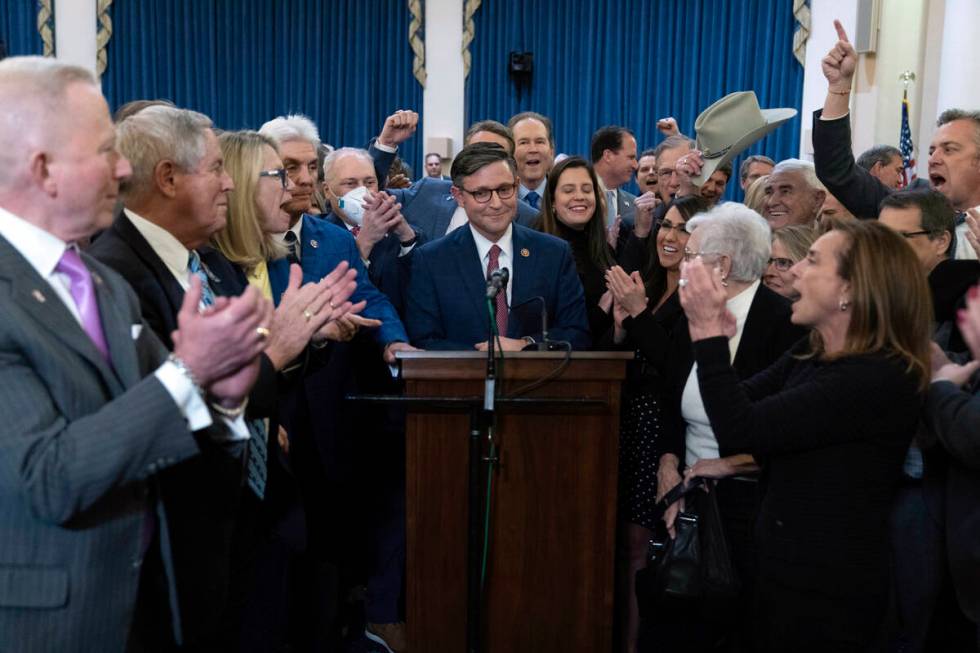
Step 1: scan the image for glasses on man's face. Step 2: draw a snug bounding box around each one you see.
[459,183,517,203]
[767,257,794,271]
[259,168,289,188]
[682,249,724,263]
[656,219,688,235]
[899,230,932,239]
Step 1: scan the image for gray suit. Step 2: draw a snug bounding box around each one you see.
[617,188,636,226]
[0,234,201,651]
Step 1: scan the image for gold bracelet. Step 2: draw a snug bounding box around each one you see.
[828,88,852,96]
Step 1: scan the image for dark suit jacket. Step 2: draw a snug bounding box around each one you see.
[88,212,277,648]
[267,215,408,345]
[0,235,201,652]
[617,188,637,226]
[811,109,889,220]
[387,176,539,240]
[925,380,980,623]
[322,210,426,317]
[405,222,590,350]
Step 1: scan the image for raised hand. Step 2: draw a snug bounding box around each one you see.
[378,109,419,148]
[633,192,660,239]
[678,258,735,341]
[605,265,649,318]
[674,149,705,193]
[821,20,857,91]
[356,191,403,260]
[656,117,680,137]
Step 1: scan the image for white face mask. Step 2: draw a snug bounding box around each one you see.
[337,186,369,225]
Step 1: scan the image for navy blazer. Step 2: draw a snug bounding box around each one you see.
[405,222,590,350]
[267,214,408,344]
[387,176,539,240]
[322,210,426,317]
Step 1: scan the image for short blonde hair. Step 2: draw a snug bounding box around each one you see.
[212,130,287,272]
[743,174,768,214]
[772,224,817,262]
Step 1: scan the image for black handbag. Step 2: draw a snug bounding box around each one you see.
[636,476,740,611]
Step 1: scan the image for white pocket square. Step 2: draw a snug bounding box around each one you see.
[131,324,143,339]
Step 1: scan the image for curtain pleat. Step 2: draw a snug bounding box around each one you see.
[466,0,804,200]
[103,0,423,172]
[0,0,45,56]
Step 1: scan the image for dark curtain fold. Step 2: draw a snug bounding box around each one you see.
[103,0,423,172]
[466,0,804,200]
[0,1,45,56]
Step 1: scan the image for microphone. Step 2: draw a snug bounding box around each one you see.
[486,267,510,298]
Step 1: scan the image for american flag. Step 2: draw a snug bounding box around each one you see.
[900,89,917,187]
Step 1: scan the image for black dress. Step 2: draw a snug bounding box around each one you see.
[693,337,921,652]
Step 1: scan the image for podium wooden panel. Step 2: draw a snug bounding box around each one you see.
[399,351,630,652]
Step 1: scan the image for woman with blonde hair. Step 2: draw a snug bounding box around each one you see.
[763,224,817,300]
[743,174,769,215]
[676,219,931,650]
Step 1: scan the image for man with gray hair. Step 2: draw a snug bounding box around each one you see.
[856,144,904,190]
[739,154,775,191]
[762,159,827,229]
[0,56,271,651]
[88,103,357,649]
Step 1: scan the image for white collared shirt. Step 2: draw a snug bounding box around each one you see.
[682,280,761,466]
[469,222,514,306]
[274,216,305,262]
[124,208,194,290]
[0,206,213,432]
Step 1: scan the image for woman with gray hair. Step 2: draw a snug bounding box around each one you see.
[651,202,805,651]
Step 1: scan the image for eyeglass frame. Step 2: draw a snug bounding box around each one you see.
[259,168,289,188]
[682,248,726,263]
[767,256,795,271]
[898,230,933,239]
[655,218,690,235]
[456,183,518,203]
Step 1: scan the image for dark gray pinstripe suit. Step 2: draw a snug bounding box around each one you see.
[0,234,201,652]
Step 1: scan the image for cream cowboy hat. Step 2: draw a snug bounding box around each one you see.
[691,91,797,186]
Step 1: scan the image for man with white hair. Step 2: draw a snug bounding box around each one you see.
[0,56,271,651]
[762,159,827,229]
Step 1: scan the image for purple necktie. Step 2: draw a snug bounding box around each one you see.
[56,248,110,361]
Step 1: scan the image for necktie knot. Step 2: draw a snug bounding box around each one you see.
[524,191,540,209]
[188,250,216,307]
[283,230,300,264]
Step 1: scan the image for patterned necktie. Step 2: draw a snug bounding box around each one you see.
[351,225,361,237]
[524,190,540,210]
[187,251,216,308]
[245,419,267,499]
[56,248,110,361]
[283,230,300,265]
[486,244,508,337]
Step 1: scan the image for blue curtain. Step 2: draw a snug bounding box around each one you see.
[102,0,423,173]
[0,1,45,56]
[466,0,804,200]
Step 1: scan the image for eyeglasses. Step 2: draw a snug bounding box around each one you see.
[259,168,289,188]
[899,230,932,239]
[682,249,724,262]
[656,219,689,235]
[767,257,794,271]
[458,183,517,203]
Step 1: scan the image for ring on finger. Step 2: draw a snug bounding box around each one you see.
[303,308,314,322]
[678,278,689,287]
[255,326,271,340]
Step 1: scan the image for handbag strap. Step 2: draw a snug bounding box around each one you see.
[651,476,707,521]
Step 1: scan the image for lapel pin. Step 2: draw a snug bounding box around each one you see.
[310,239,319,249]
[91,272,103,285]
[520,248,530,257]
[32,289,46,303]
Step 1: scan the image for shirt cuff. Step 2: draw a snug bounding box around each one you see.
[217,414,250,442]
[154,360,213,431]
[398,242,417,257]
[374,141,397,153]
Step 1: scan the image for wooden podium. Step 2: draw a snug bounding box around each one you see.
[397,351,631,652]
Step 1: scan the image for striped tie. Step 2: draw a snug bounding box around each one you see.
[486,244,508,337]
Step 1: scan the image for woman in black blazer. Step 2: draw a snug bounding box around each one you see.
[678,219,932,652]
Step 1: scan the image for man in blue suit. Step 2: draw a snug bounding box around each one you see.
[406,143,590,351]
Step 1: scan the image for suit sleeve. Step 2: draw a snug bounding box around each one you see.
[925,381,980,471]
[812,109,891,220]
[369,142,396,189]
[346,238,410,345]
[545,242,591,350]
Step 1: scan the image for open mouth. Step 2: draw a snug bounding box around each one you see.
[929,173,946,189]
[661,245,678,254]
[525,158,541,167]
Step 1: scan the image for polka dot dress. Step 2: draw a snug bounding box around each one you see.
[619,357,664,530]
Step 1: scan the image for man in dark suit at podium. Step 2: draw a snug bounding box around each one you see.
[405,143,590,351]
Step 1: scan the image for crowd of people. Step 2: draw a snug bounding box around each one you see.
[1,17,979,653]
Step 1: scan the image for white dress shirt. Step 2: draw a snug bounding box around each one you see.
[469,222,514,306]
[682,280,761,466]
[0,206,213,432]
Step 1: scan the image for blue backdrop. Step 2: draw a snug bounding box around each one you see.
[466,0,805,200]
[102,0,423,172]
[0,1,45,57]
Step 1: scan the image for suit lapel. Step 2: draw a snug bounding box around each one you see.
[114,215,185,319]
[86,255,141,389]
[451,227,490,327]
[509,226,539,338]
[433,194,457,237]
[733,285,768,373]
[0,236,124,394]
